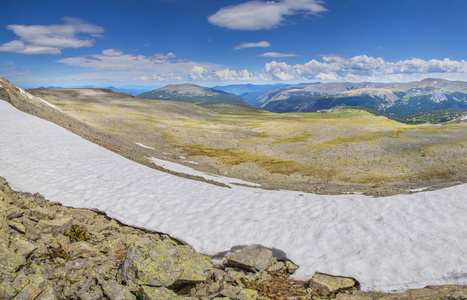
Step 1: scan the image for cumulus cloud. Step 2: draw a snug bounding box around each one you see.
[208,0,327,30]
[0,17,104,55]
[257,52,301,58]
[57,50,225,83]
[260,56,467,82]
[189,66,254,81]
[233,41,272,50]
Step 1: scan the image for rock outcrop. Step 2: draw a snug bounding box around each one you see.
[0,176,466,300]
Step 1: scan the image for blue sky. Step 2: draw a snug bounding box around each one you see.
[1,0,467,88]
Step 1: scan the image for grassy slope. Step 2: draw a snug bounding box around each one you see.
[28,88,467,195]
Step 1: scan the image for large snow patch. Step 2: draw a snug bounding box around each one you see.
[0,100,465,292]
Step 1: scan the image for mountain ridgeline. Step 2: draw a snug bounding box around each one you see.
[138,84,250,107]
[248,78,467,118]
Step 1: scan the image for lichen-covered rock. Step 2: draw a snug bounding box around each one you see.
[119,237,213,287]
[68,241,102,259]
[225,247,277,273]
[0,271,29,299]
[28,207,56,222]
[101,280,137,300]
[38,217,73,236]
[8,220,26,233]
[138,286,195,300]
[286,261,299,274]
[224,269,246,283]
[220,285,259,300]
[0,246,26,275]
[10,235,37,257]
[267,261,286,272]
[309,273,357,296]
[13,274,46,300]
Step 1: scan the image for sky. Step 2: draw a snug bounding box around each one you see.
[1,0,467,88]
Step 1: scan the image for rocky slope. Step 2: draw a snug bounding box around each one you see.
[254,78,467,116]
[139,84,250,107]
[1,177,466,300]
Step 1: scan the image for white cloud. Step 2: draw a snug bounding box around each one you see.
[102,49,123,57]
[208,0,327,30]
[233,41,272,50]
[260,55,467,82]
[257,52,302,58]
[0,17,104,55]
[57,50,225,84]
[136,75,149,81]
[215,69,253,81]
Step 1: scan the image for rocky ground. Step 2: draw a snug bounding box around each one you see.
[1,176,466,300]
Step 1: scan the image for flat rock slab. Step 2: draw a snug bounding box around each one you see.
[119,237,213,287]
[225,247,276,273]
[309,273,357,296]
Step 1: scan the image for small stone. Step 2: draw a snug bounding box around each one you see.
[224,269,246,282]
[225,247,277,273]
[267,261,286,272]
[309,273,357,296]
[286,261,299,274]
[212,268,226,282]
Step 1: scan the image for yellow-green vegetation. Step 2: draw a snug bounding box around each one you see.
[28,88,467,194]
[65,225,89,243]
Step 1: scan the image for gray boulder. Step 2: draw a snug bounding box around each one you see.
[224,247,277,273]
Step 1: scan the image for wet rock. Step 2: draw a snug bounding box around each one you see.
[225,247,276,273]
[308,273,357,296]
[118,237,213,287]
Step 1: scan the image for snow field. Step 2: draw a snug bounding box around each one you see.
[0,100,465,292]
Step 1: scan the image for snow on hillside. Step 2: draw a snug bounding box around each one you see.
[0,100,466,292]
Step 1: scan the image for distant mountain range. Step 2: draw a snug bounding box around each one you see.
[139,84,250,107]
[251,78,467,116]
[34,85,154,96]
[21,78,467,121]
